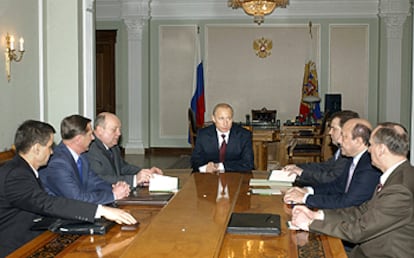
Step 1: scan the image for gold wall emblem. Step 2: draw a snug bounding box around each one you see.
[253,37,272,58]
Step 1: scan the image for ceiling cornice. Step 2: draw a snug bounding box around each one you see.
[96,0,382,21]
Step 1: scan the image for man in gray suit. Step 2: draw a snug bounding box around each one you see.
[85,112,162,187]
[290,122,414,258]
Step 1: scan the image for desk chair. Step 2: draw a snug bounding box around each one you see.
[286,119,332,164]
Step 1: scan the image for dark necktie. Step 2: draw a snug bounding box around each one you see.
[108,148,114,162]
[76,158,83,182]
[345,162,355,192]
[219,134,227,163]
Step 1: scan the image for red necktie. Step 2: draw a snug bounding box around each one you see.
[219,134,227,163]
[376,183,383,192]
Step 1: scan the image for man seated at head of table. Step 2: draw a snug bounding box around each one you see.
[191,103,254,173]
[0,120,136,257]
[283,118,381,209]
[40,114,130,205]
[283,110,359,187]
[85,112,162,187]
[291,122,414,258]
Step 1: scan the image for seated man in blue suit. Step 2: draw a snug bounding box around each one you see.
[40,115,130,205]
[283,110,359,187]
[191,103,254,173]
[283,118,381,209]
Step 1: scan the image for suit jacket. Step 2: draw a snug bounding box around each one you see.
[85,137,140,185]
[0,156,97,257]
[39,142,114,205]
[295,149,351,187]
[305,151,381,209]
[311,160,414,258]
[191,124,254,172]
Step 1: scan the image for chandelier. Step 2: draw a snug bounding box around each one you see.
[228,0,289,25]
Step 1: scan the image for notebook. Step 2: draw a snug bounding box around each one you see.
[227,213,281,236]
[116,192,174,206]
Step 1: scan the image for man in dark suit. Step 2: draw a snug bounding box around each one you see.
[191,103,254,172]
[40,115,130,204]
[85,112,162,187]
[291,122,414,258]
[0,120,136,257]
[284,118,381,209]
[283,110,359,187]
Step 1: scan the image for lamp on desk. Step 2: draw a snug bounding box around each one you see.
[303,96,321,125]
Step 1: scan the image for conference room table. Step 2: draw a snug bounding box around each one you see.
[9,170,346,258]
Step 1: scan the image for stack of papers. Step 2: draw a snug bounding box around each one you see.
[149,174,179,192]
[250,188,282,195]
[249,170,295,195]
[269,170,297,182]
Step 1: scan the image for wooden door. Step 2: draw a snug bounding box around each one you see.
[96,30,116,114]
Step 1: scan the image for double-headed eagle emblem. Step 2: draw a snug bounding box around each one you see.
[253,37,272,58]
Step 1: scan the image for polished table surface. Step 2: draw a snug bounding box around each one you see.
[10,170,346,258]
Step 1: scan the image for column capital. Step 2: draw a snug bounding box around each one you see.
[121,0,150,40]
[379,0,411,39]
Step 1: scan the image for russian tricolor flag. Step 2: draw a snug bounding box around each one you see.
[190,32,205,129]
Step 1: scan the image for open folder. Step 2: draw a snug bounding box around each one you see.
[116,191,174,206]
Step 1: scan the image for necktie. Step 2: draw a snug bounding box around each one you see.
[334,149,341,160]
[219,134,227,163]
[76,158,83,182]
[376,183,383,192]
[108,148,114,161]
[345,162,355,192]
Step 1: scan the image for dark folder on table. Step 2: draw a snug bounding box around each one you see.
[115,192,174,206]
[227,213,281,236]
[31,217,116,235]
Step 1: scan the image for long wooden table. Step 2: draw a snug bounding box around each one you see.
[9,170,346,258]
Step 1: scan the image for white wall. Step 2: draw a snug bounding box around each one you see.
[0,0,40,149]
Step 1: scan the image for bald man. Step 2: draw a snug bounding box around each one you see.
[283,118,381,209]
[85,112,162,188]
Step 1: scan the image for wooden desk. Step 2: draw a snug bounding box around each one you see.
[251,128,280,171]
[10,171,346,258]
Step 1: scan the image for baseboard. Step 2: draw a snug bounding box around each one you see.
[146,148,193,156]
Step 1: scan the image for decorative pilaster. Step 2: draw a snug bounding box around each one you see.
[121,0,150,154]
[379,0,411,122]
[82,0,96,120]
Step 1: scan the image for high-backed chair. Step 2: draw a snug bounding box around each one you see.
[188,108,198,149]
[286,117,332,164]
[0,145,16,166]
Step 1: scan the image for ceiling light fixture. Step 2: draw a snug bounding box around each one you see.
[228,0,289,25]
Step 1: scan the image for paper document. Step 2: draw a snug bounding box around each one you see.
[269,170,297,183]
[287,221,301,230]
[249,179,292,187]
[149,174,178,192]
[250,188,282,195]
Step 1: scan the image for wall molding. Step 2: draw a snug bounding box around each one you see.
[96,0,381,21]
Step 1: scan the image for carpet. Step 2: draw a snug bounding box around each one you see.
[169,155,191,169]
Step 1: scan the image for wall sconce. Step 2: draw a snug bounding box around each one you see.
[5,33,25,82]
